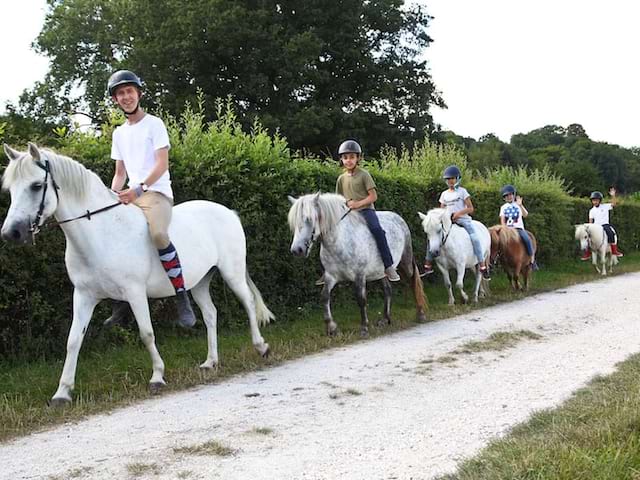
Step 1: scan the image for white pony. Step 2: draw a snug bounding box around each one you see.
[419,208,490,304]
[1,143,273,406]
[575,223,618,275]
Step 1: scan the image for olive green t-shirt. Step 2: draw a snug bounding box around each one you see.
[335,167,376,210]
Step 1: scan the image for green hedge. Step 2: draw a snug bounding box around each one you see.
[1,105,639,361]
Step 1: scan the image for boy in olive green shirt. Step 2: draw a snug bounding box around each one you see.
[317,140,399,285]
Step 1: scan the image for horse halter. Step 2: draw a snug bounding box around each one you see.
[28,157,121,245]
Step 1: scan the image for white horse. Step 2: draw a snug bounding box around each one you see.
[575,223,618,275]
[288,193,427,337]
[419,208,490,305]
[1,143,273,406]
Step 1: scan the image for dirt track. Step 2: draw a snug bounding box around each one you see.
[2,273,640,480]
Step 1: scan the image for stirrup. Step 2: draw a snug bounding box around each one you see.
[420,264,434,278]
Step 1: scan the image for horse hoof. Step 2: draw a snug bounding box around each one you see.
[416,312,427,323]
[376,318,391,328]
[149,382,166,395]
[360,329,369,338]
[199,361,218,370]
[327,328,338,337]
[48,397,71,408]
[260,344,271,359]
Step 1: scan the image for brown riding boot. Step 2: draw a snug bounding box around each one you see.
[103,300,132,327]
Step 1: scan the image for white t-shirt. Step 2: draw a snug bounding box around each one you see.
[111,114,173,199]
[439,187,471,220]
[589,203,612,225]
[499,202,525,229]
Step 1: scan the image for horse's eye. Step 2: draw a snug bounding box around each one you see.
[30,183,43,192]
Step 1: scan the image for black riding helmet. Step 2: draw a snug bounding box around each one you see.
[338,140,362,156]
[107,70,143,96]
[590,191,604,200]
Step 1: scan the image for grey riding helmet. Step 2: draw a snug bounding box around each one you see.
[590,191,603,200]
[107,70,143,96]
[338,140,362,156]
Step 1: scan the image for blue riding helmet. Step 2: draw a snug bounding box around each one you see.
[442,165,462,188]
[501,184,516,197]
[590,191,603,200]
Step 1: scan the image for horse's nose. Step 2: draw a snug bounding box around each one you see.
[431,249,440,258]
[290,245,305,257]
[1,222,29,244]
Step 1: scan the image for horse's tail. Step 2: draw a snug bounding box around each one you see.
[411,260,428,312]
[246,272,275,326]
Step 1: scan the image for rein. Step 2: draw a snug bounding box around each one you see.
[29,158,121,244]
[440,216,454,248]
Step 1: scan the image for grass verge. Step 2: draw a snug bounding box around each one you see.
[1,254,639,443]
[437,353,640,480]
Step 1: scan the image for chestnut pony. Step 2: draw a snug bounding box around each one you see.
[489,225,537,291]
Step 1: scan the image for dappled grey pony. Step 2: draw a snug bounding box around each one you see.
[288,193,427,336]
[1,143,273,406]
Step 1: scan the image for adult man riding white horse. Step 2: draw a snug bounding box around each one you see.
[106,69,195,328]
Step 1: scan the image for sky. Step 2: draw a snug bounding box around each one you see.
[1,0,638,148]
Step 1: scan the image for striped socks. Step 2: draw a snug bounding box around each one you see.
[158,242,185,292]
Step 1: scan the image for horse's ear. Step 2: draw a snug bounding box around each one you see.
[287,195,297,205]
[3,144,21,162]
[27,142,41,163]
[418,212,427,221]
[313,191,321,204]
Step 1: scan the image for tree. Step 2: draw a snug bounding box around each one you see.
[25,0,444,155]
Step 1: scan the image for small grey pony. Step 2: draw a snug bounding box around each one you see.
[288,193,427,337]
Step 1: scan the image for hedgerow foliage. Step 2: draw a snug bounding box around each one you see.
[1,99,638,361]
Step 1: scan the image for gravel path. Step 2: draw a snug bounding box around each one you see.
[2,274,640,480]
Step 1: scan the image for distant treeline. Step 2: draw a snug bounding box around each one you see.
[438,124,640,197]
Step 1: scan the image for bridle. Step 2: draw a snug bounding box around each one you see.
[28,157,121,244]
[439,215,455,248]
[303,201,351,254]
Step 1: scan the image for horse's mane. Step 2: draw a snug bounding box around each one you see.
[288,192,364,237]
[497,226,520,247]
[3,148,102,200]
[424,207,450,232]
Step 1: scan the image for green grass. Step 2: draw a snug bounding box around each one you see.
[453,330,543,355]
[437,353,640,480]
[1,254,639,443]
[173,439,235,457]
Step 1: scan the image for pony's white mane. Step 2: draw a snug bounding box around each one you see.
[288,192,363,237]
[575,223,603,241]
[424,207,450,233]
[2,148,103,200]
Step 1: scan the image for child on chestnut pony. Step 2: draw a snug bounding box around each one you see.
[423,165,490,279]
[499,184,537,269]
[316,140,400,285]
[580,188,623,260]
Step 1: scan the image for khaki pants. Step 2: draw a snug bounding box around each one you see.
[134,191,173,249]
